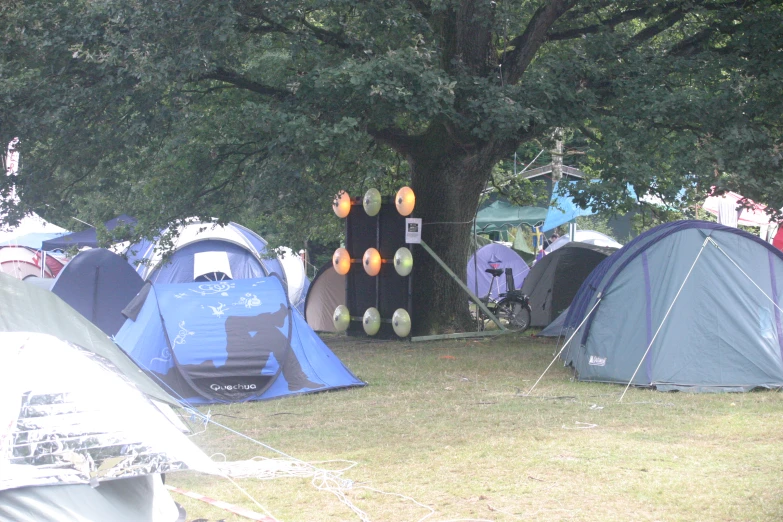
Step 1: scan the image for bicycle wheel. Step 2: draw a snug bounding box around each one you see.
[496,296,531,332]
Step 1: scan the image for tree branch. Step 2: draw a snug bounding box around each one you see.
[366,126,420,155]
[297,16,354,50]
[669,14,750,57]
[548,7,651,41]
[407,0,432,19]
[548,1,740,43]
[629,8,685,46]
[667,24,718,57]
[201,67,291,99]
[503,0,578,85]
[577,124,604,146]
[235,2,361,51]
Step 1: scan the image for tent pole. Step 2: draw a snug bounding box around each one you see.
[416,240,505,331]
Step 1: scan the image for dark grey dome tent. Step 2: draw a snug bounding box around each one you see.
[50,248,146,336]
[560,220,783,392]
[304,262,346,332]
[521,242,617,328]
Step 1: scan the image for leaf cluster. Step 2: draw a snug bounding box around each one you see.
[1,0,781,249]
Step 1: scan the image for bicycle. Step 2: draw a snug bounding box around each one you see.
[474,267,532,332]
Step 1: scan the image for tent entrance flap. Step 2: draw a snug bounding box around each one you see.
[175,306,293,402]
[160,282,294,402]
[114,275,366,404]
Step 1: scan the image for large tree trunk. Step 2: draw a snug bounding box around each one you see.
[406,129,505,335]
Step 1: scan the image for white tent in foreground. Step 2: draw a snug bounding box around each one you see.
[0,332,217,521]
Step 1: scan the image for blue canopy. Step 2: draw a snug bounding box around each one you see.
[542,182,594,232]
[41,215,136,251]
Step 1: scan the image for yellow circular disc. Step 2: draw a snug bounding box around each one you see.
[363,188,382,217]
[392,308,412,337]
[393,247,413,276]
[333,305,351,332]
[362,307,381,336]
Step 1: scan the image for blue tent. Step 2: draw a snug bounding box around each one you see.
[124,220,309,314]
[561,220,783,392]
[114,276,364,404]
[51,249,145,336]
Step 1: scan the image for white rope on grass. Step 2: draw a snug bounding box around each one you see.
[562,421,598,430]
[213,455,358,481]
[136,322,496,522]
[524,296,603,396]
[189,407,443,522]
[130,335,432,522]
[188,409,374,521]
[213,456,440,522]
[122,353,328,521]
[221,474,280,521]
[618,236,711,402]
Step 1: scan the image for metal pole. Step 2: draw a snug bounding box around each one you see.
[412,330,508,342]
[417,240,505,330]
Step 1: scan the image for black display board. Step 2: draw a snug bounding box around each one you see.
[345,198,412,338]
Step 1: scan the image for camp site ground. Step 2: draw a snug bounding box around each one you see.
[168,334,783,522]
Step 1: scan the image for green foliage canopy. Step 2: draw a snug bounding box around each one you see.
[2,0,782,330]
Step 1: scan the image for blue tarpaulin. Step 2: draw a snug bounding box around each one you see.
[542,182,594,232]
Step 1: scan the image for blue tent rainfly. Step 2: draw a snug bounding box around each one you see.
[561,220,783,392]
[114,275,365,404]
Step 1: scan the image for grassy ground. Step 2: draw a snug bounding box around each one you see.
[169,333,783,522]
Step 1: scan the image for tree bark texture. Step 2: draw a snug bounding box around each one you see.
[405,129,506,335]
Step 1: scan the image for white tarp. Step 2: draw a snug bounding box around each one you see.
[0,332,217,491]
[544,230,622,254]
